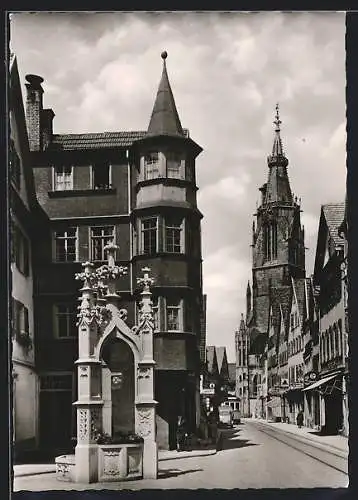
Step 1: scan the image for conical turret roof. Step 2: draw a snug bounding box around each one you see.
[147,51,184,138]
[264,104,293,204]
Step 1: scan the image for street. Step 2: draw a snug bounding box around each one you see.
[13,419,348,491]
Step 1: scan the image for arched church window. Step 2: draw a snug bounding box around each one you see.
[264,221,277,261]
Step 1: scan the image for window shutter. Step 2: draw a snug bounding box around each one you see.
[24,237,29,276]
[11,298,17,337]
[24,307,29,334]
[11,221,16,262]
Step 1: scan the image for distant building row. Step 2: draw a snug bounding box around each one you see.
[235,106,348,437]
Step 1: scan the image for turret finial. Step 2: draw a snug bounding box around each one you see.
[274,102,281,133]
[161,51,168,60]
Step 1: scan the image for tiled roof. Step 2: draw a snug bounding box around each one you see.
[206,346,217,374]
[49,128,190,151]
[322,202,346,246]
[49,131,146,151]
[215,346,227,374]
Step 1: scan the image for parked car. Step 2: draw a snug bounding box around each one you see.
[219,406,234,428]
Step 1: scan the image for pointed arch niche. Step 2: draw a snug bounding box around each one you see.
[101,336,135,436]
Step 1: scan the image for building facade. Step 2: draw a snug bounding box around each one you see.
[23,51,204,453]
[10,56,50,459]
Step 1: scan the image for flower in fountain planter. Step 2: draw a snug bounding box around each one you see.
[93,427,143,445]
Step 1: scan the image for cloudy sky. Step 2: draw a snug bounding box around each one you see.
[10,11,346,362]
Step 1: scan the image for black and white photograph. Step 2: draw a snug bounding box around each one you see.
[8,10,348,493]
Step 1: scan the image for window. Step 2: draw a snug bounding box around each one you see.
[9,139,21,190]
[165,216,183,253]
[54,304,77,338]
[54,166,73,191]
[141,217,157,255]
[54,228,77,262]
[243,373,246,381]
[264,222,277,261]
[12,299,29,337]
[12,224,29,276]
[92,163,111,189]
[166,152,183,179]
[166,298,182,331]
[144,152,159,179]
[90,226,114,261]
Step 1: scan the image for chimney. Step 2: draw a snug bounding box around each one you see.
[25,74,44,151]
[41,108,55,150]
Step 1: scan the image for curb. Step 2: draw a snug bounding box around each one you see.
[158,449,217,462]
[252,420,348,458]
[14,469,56,478]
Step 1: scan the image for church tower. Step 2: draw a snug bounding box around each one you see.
[251,105,305,337]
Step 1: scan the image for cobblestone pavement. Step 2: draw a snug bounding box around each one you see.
[13,420,348,491]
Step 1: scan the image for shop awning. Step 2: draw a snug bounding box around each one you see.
[303,373,337,392]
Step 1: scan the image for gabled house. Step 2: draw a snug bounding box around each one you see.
[302,277,321,430]
[286,277,306,423]
[310,202,347,435]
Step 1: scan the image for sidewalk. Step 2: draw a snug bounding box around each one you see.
[13,447,218,478]
[248,418,348,455]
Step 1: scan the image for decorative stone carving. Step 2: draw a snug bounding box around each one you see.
[102,450,120,476]
[137,408,152,438]
[80,366,88,378]
[138,367,151,379]
[118,308,128,321]
[136,267,155,331]
[90,407,101,440]
[78,409,89,441]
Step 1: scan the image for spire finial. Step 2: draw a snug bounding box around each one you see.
[274,102,281,133]
[161,51,168,61]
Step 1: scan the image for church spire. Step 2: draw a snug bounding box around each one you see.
[267,103,288,168]
[147,51,184,138]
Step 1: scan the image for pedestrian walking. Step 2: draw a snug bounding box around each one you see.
[176,416,188,451]
[296,410,304,429]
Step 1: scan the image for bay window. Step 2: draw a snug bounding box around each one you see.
[166,298,183,332]
[165,216,184,253]
[141,217,158,255]
[144,152,160,180]
[166,152,183,179]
